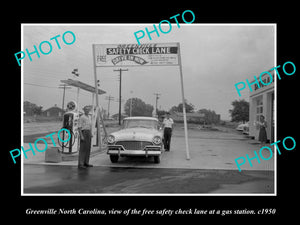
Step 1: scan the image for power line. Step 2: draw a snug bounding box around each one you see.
[58,84,72,111]
[23,82,91,97]
[24,82,58,89]
[105,95,114,119]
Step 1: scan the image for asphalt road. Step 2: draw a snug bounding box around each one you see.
[22,121,275,194]
[23,164,274,194]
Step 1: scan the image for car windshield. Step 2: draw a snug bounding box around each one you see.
[123,119,158,129]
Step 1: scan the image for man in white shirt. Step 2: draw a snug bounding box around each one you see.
[162,112,174,151]
[78,105,93,169]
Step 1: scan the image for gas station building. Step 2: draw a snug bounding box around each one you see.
[249,70,275,143]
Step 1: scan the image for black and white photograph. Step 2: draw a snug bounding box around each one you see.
[3,3,299,220]
[21,24,276,195]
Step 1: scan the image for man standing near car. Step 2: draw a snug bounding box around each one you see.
[162,112,174,151]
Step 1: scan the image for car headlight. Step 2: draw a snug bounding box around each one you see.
[107,135,115,144]
[152,136,162,145]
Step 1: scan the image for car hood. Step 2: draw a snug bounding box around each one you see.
[110,128,162,142]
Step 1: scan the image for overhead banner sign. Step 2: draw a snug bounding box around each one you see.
[93,43,179,67]
[92,42,190,160]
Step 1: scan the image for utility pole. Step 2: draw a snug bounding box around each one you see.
[105,95,114,119]
[153,93,161,116]
[114,68,128,125]
[58,83,71,111]
[114,98,124,120]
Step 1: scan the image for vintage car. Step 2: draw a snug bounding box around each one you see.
[236,122,248,131]
[242,122,249,135]
[106,117,163,163]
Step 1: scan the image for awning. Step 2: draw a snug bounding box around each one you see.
[60,79,106,95]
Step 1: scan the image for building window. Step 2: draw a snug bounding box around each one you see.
[255,96,263,127]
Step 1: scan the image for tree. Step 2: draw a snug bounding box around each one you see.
[24,101,43,116]
[170,101,195,113]
[229,99,249,122]
[124,98,154,117]
[198,108,220,124]
[32,106,43,115]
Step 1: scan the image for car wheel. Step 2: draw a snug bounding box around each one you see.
[154,156,160,164]
[110,155,119,163]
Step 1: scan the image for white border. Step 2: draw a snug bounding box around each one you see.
[21,23,277,196]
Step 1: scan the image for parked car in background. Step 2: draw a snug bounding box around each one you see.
[236,122,249,132]
[106,117,163,163]
[242,122,249,135]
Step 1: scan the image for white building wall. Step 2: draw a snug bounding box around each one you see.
[249,71,275,142]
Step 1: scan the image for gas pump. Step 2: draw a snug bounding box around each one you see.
[59,100,80,153]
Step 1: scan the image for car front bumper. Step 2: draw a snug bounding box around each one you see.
[107,145,162,157]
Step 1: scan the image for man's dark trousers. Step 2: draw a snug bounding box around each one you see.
[79,130,92,166]
[164,127,172,151]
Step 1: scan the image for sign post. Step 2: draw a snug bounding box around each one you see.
[177,42,190,160]
[92,44,102,148]
[92,42,190,159]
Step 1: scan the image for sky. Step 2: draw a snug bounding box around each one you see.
[22,24,275,120]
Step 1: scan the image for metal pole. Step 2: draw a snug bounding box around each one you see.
[76,87,80,112]
[118,69,122,125]
[92,44,102,148]
[107,96,111,119]
[114,68,128,125]
[92,93,95,107]
[59,84,71,112]
[177,42,190,160]
[156,96,158,115]
[105,95,114,119]
[62,84,66,111]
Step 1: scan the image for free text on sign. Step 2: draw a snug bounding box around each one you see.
[93,43,179,67]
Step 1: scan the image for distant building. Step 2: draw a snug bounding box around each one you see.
[170,112,205,123]
[170,111,221,124]
[42,104,65,117]
[111,113,127,121]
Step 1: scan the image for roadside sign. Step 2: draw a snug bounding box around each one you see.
[92,42,190,160]
[93,43,179,67]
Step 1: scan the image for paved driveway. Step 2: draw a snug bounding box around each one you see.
[23,123,275,171]
[22,123,275,194]
[23,165,274,194]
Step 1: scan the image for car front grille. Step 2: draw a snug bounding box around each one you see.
[115,141,153,150]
